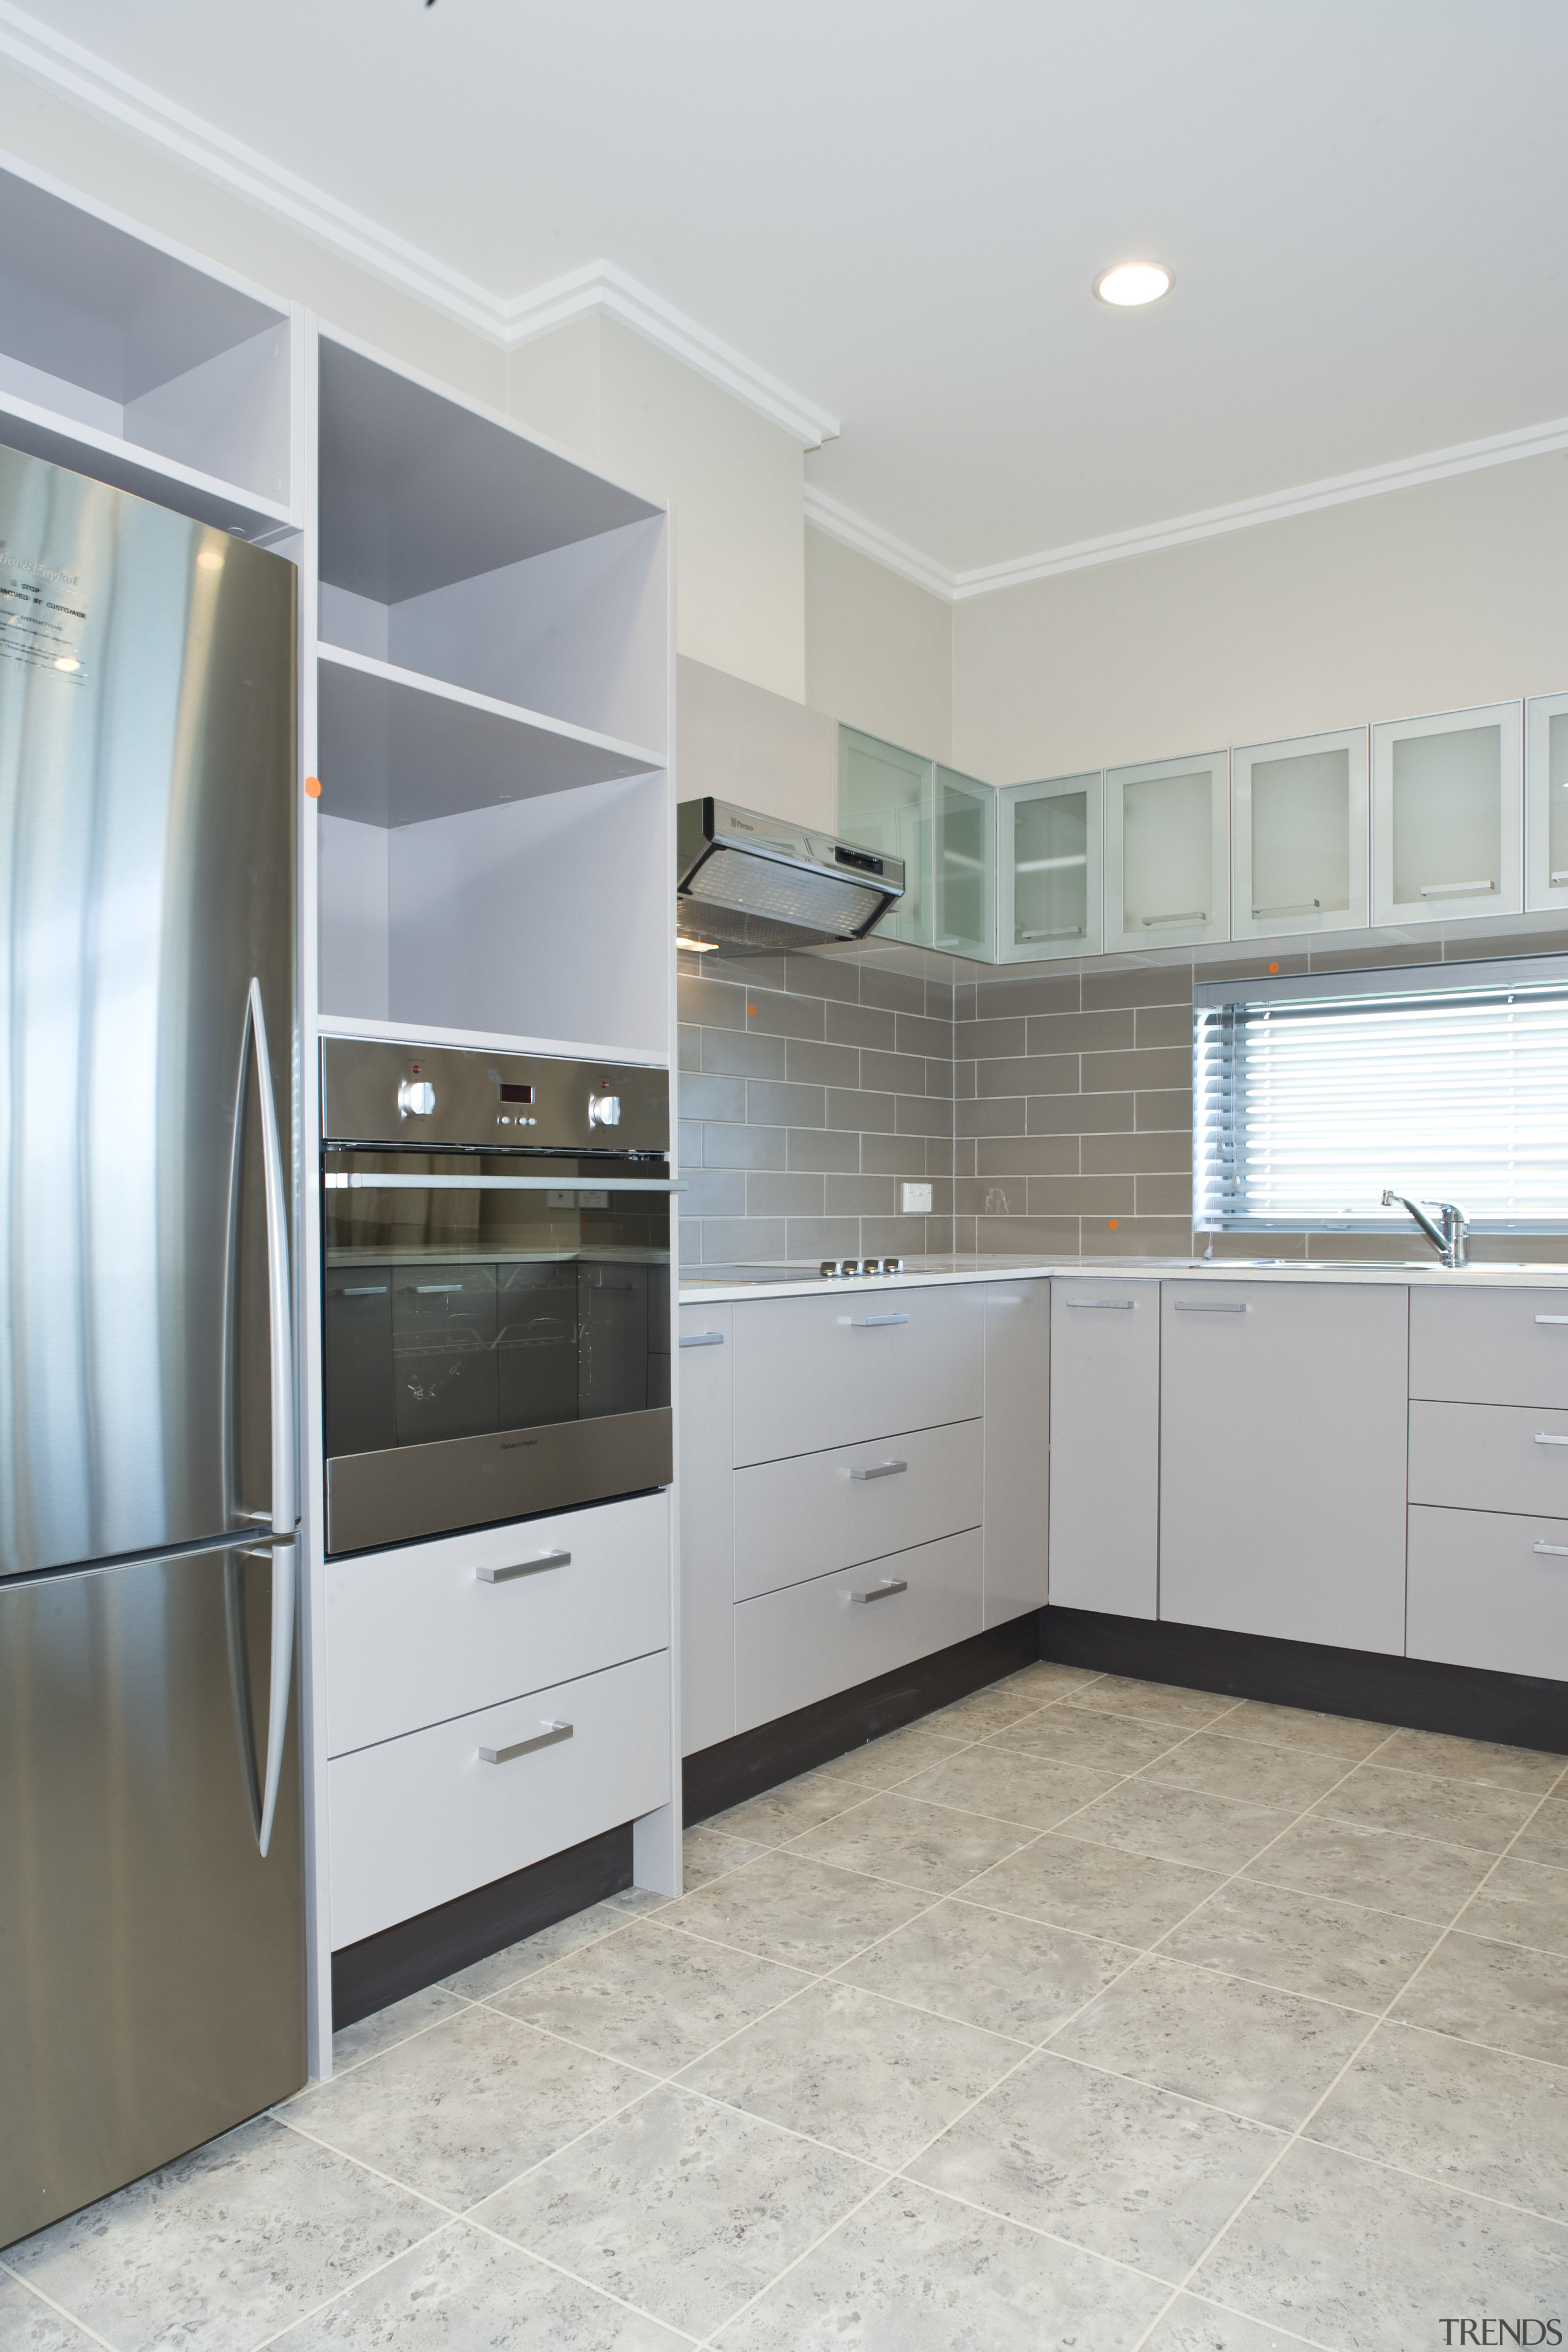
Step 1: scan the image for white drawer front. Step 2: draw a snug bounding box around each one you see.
[733,1419,982,1602]
[1410,1286,1568,1408]
[1409,1401,1568,1520]
[733,1529,983,1733]
[731,1284,985,1466]
[329,1649,671,1948]
[326,1491,670,1756]
[1408,1504,1568,1682]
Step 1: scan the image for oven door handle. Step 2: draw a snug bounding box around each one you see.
[325,1173,685,1193]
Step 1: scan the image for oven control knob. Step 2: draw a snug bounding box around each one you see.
[588,1092,621,1128]
[398,1080,436,1117]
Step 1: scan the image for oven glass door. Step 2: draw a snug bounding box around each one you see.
[321,1150,673,1553]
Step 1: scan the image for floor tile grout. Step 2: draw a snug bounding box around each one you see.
[0,2256,122,2352]
[248,2217,456,2352]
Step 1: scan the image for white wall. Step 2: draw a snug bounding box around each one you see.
[805,524,954,766]
[677,655,837,833]
[952,454,1568,785]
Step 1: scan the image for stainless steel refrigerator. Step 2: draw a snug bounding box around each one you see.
[0,447,303,2250]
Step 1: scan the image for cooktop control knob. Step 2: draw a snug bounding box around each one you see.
[398,1080,436,1117]
[588,1092,622,1128]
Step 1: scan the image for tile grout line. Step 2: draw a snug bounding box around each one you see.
[0,2256,122,2352]
[1114,1752,1568,2352]
[247,2218,457,2352]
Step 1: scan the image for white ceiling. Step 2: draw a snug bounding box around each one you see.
[10,0,1567,579]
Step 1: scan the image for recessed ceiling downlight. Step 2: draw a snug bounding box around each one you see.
[1094,262,1172,307]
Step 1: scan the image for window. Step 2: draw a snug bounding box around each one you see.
[1194,956,1568,1233]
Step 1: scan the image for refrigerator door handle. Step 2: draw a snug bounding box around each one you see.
[247,978,297,1537]
[257,1539,296,1859]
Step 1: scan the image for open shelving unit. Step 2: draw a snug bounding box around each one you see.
[312,330,672,1060]
[0,154,301,541]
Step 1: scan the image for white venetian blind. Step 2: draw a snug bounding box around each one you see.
[1194,958,1568,1232]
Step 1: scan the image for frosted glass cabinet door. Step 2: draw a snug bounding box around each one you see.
[998,774,1102,962]
[1525,692,1568,913]
[1231,728,1369,941]
[1105,752,1228,953]
[935,766,995,959]
[839,726,933,945]
[1371,702,1523,926]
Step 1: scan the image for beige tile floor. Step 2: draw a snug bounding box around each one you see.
[4,1662,1568,2350]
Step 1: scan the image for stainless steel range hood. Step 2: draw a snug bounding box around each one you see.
[676,797,905,954]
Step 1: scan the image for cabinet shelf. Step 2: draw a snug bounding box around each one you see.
[316,644,662,829]
[314,1011,669,1071]
[0,386,293,542]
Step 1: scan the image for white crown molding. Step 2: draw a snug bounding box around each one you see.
[810,413,1568,605]
[802,486,959,601]
[0,2,839,450]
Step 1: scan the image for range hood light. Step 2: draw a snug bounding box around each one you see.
[676,934,719,953]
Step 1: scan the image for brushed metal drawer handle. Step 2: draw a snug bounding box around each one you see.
[1253,899,1319,916]
[852,1313,910,1328]
[1533,1542,1568,1557]
[851,1460,907,1481]
[480,1719,573,1763]
[1535,1316,1568,1325]
[1534,1434,1568,1447]
[1419,879,1493,898]
[477,1550,571,1583]
[850,1578,908,1603]
[1066,1297,1134,1310]
[1174,1302,1250,1313]
[1143,910,1205,927]
[680,1331,725,1347]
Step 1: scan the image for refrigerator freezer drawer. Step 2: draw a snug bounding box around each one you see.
[328,1648,671,1949]
[326,1490,671,1755]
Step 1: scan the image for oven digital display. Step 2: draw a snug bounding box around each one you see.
[498,1084,534,1103]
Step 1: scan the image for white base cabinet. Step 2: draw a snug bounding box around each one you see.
[1158,1280,1409,1653]
[1047,1277,1159,1619]
[734,1531,983,1734]
[678,1306,736,1755]
[982,1280,1050,1624]
[1408,1506,1568,1681]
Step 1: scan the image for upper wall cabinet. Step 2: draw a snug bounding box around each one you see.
[0,160,297,538]
[997,774,1103,962]
[935,766,995,958]
[1231,728,1370,941]
[1525,692,1568,914]
[839,727,931,945]
[1104,751,1229,954]
[1371,702,1523,927]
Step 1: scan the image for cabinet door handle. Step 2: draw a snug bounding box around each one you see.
[852,1313,910,1327]
[1418,879,1493,898]
[477,1550,571,1582]
[1174,1301,1250,1313]
[1142,910,1205,927]
[342,1284,388,1296]
[1533,1434,1568,1446]
[1252,899,1319,916]
[1020,925,1083,940]
[851,1460,907,1481]
[1534,1316,1568,1325]
[480,1719,573,1763]
[1065,1297,1134,1310]
[1533,1542,1568,1557]
[680,1331,725,1347]
[849,1578,908,1603]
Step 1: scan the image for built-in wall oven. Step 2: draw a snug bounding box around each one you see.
[320,1041,674,1555]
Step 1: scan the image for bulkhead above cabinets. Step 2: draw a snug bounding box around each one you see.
[837,695,1566,969]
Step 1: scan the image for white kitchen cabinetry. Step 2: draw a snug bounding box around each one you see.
[1406,1284,1568,1679]
[1105,752,1229,954]
[734,1419,982,1602]
[997,775,1103,962]
[1371,703,1523,927]
[935,766,996,959]
[983,1281,1050,1623]
[730,1284,984,1465]
[1525,691,1568,914]
[678,1307,735,1756]
[734,1531,982,1733]
[1231,729,1370,941]
[329,1648,671,1948]
[1158,1280,1408,1652]
[1047,1278,1160,1619]
[839,726,932,946]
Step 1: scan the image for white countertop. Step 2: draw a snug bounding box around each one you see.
[677,1253,1568,1303]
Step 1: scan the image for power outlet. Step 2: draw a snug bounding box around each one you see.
[900,1182,933,1215]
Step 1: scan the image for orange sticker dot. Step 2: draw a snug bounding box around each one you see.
[305,775,322,799]
[747,1004,756,1016]
[1268,960,1279,974]
[1107,1218,1119,1229]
